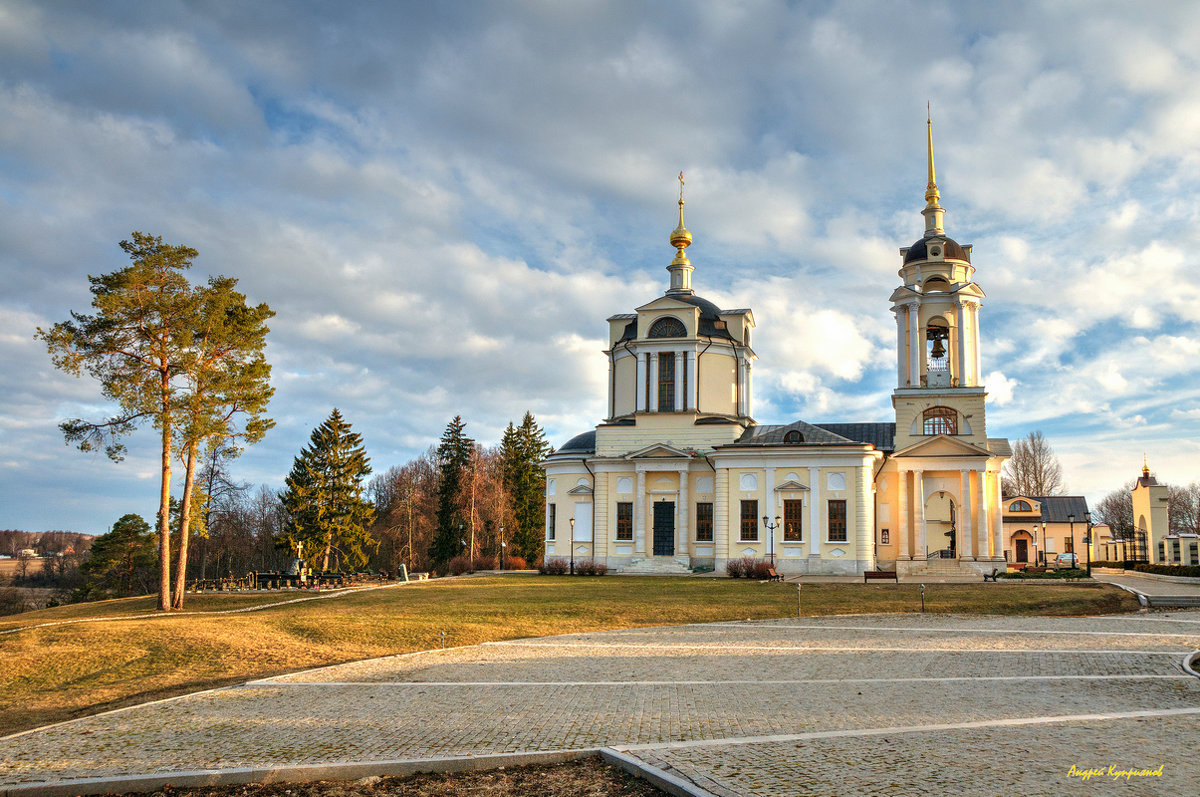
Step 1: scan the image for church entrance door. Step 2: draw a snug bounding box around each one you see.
[1015,539,1028,563]
[653,501,675,556]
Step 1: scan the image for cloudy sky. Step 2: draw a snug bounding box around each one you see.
[3,0,1200,534]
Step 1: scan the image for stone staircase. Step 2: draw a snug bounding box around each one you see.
[901,557,997,579]
[619,556,694,575]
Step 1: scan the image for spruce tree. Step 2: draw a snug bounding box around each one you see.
[430,416,473,568]
[279,409,375,572]
[501,412,550,561]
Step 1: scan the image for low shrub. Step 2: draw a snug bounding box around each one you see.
[502,555,527,571]
[574,559,608,576]
[1089,561,1126,569]
[749,560,775,580]
[447,555,472,576]
[539,557,569,575]
[472,555,497,571]
[725,558,746,578]
[999,568,1089,579]
[1134,563,1200,578]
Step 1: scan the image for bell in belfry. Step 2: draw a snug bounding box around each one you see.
[930,336,946,359]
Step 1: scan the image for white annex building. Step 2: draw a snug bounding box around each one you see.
[544,124,1011,577]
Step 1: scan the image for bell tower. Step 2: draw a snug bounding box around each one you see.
[890,115,989,451]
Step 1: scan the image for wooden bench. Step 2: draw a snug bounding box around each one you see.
[864,570,898,582]
[982,568,1001,582]
[765,567,784,582]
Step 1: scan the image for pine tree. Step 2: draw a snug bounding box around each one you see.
[38,233,202,611]
[279,409,375,572]
[429,416,474,568]
[501,412,550,561]
[171,275,274,608]
[77,514,158,600]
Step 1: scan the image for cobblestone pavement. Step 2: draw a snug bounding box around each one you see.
[1093,571,1200,597]
[3,613,1199,795]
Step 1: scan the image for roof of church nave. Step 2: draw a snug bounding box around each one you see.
[550,421,897,457]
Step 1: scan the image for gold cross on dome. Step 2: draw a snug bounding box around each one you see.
[678,171,685,203]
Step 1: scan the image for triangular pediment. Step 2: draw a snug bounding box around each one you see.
[566,484,594,495]
[625,443,694,460]
[634,296,699,313]
[893,435,993,458]
[774,480,810,491]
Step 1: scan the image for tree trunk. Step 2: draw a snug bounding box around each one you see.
[157,389,173,612]
[172,442,199,609]
[322,539,331,572]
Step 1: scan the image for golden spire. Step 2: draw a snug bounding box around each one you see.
[922,106,946,235]
[666,171,694,295]
[924,103,941,210]
[1143,453,1150,478]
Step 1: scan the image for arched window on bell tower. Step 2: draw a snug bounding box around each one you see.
[923,406,957,435]
[925,318,952,387]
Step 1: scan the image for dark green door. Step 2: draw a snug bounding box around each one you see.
[653,502,675,556]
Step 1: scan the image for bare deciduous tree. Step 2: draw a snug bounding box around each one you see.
[1001,430,1065,497]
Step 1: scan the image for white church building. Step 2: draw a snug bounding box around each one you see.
[544,125,1011,577]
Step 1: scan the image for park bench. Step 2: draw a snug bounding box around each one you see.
[765,567,784,582]
[982,568,1001,582]
[864,570,898,582]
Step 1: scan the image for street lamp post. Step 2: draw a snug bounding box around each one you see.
[1068,514,1076,570]
[500,525,505,571]
[762,515,781,566]
[569,518,575,575]
[1084,511,1092,577]
[1039,520,1046,565]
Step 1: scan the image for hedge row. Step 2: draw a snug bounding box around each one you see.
[999,568,1089,580]
[1134,563,1200,578]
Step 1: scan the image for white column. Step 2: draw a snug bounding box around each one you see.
[809,466,821,556]
[744,359,753,417]
[634,352,645,412]
[959,469,973,559]
[687,350,698,410]
[737,357,746,415]
[678,467,689,556]
[974,468,987,558]
[991,473,1003,560]
[675,351,684,411]
[897,467,910,559]
[972,303,982,385]
[914,469,926,557]
[956,302,967,387]
[635,469,646,554]
[908,303,921,387]
[714,468,729,562]
[895,308,906,388]
[649,354,659,412]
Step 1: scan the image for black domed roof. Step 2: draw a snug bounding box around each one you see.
[904,234,970,264]
[671,293,723,320]
[615,293,736,342]
[556,430,596,454]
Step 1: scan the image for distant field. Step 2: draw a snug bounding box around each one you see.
[0,558,28,581]
[0,575,1140,737]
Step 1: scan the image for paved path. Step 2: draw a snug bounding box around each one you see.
[1093,572,1200,607]
[3,613,1199,796]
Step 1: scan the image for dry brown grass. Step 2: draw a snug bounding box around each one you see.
[0,575,1139,737]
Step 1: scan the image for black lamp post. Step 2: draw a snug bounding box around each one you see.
[762,515,781,566]
[1084,511,1092,577]
[1068,513,1076,570]
[569,517,575,575]
[500,525,506,571]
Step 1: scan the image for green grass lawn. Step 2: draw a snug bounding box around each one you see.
[0,575,1139,737]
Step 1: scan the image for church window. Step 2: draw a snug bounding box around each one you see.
[547,505,556,540]
[783,499,803,541]
[783,430,804,444]
[880,528,890,545]
[616,502,633,541]
[922,406,957,435]
[695,502,713,541]
[827,500,847,542]
[648,317,686,338]
[740,500,759,541]
[1009,500,1031,512]
[924,276,950,292]
[658,352,675,411]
